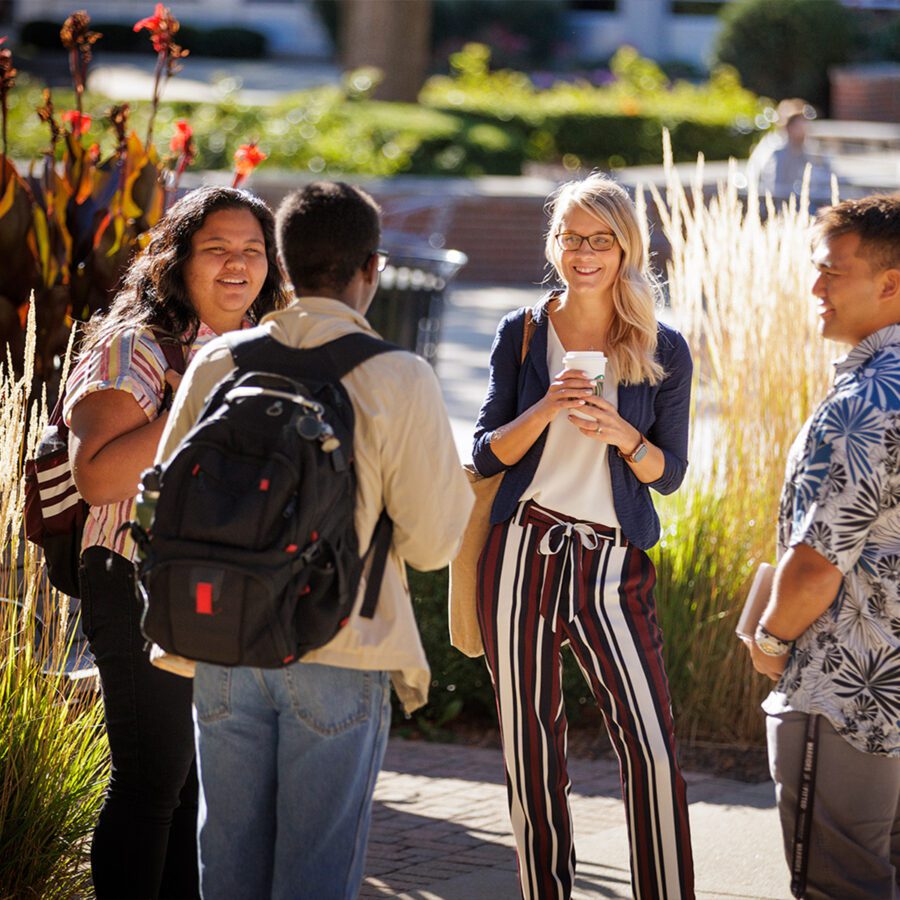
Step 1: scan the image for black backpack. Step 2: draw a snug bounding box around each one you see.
[134,328,396,668]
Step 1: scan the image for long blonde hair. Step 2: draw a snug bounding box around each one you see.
[544,173,664,386]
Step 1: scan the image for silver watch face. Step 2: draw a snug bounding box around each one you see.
[631,442,648,463]
[756,629,792,657]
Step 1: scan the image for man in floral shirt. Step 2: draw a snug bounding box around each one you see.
[747,195,900,898]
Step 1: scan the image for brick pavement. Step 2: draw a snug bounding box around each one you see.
[360,737,787,900]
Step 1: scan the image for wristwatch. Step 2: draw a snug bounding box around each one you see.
[754,623,794,657]
[619,435,648,464]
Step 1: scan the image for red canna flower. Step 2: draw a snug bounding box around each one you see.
[134,4,187,148]
[169,119,193,154]
[133,3,165,32]
[62,109,92,136]
[232,142,267,187]
[168,118,196,196]
[133,3,179,53]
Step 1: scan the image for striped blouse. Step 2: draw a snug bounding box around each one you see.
[63,320,246,561]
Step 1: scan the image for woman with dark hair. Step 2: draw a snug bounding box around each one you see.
[65,185,288,899]
[473,173,694,898]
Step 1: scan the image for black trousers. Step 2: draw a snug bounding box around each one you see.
[79,547,199,900]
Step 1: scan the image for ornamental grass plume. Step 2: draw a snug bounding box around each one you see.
[644,133,838,744]
[0,303,108,898]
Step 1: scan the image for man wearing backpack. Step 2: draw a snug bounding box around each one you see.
[155,181,474,899]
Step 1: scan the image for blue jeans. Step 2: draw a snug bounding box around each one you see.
[193,662,391,900]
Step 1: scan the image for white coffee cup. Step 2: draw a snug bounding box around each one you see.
[563,351,607,423]
[562,351,607,395]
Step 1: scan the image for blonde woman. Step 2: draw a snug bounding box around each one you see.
[473,173,695,899]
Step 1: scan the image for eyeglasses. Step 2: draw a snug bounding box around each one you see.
[371,249,390,272]
[555,232,617,252]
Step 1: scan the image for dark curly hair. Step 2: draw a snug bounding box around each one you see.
[82,186,289,353]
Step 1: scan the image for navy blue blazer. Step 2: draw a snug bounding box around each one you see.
[472,298,693,550]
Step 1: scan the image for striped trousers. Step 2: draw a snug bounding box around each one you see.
[477,501,694,900]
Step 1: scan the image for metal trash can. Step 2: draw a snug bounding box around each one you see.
[367,239,467,367]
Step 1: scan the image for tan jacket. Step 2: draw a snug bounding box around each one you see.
[156,296,474,712]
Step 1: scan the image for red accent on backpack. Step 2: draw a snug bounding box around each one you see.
[195,582,214,615]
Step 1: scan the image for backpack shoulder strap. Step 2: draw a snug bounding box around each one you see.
[223,328,401,382]
[312,332,402,381]
[359,510,393,620]
[222,326,277,371]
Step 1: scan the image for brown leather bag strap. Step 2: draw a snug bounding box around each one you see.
[520,309,535,365]
[155,335,187,375]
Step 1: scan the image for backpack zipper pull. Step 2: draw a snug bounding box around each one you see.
[319,423,341,453]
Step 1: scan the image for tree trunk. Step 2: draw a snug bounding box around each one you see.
[340,0,432,103]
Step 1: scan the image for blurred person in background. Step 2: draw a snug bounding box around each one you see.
[747,98,834,207]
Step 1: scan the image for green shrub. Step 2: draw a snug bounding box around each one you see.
[398,568,615,737]
[18,20,71,51]
[421,44,765,168]
[870,13,900,62]
[713,0,857,109]
[432,0,566,68]
[195,27,267,59]
[18,19,267,59]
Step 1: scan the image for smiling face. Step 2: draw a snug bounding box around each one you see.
[811,231,888,347]
[555,204,624,301]
[183,207,269,334]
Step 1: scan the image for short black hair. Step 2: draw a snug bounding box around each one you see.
[276,182,381,294]
[814,195,900,273]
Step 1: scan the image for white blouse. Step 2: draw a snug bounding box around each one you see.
[522,320,620,526]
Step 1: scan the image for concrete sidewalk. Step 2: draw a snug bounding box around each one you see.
[362,738,787,899]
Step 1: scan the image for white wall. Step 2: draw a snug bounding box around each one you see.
[567,1,727,68]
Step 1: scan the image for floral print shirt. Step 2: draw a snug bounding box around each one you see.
[763,324,900,757]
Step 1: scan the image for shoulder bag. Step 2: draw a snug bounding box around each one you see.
[449,309,535,657]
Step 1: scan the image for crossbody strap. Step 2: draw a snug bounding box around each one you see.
[155,334,187,375]
[521,308,535,364]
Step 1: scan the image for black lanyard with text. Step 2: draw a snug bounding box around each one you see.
[790,713,819,898]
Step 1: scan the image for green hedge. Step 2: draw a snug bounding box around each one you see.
[19,19,268,59]
[397,568,598,736]
[421,45,765,169]
[5,45,766,177]
[713,0,855,109]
